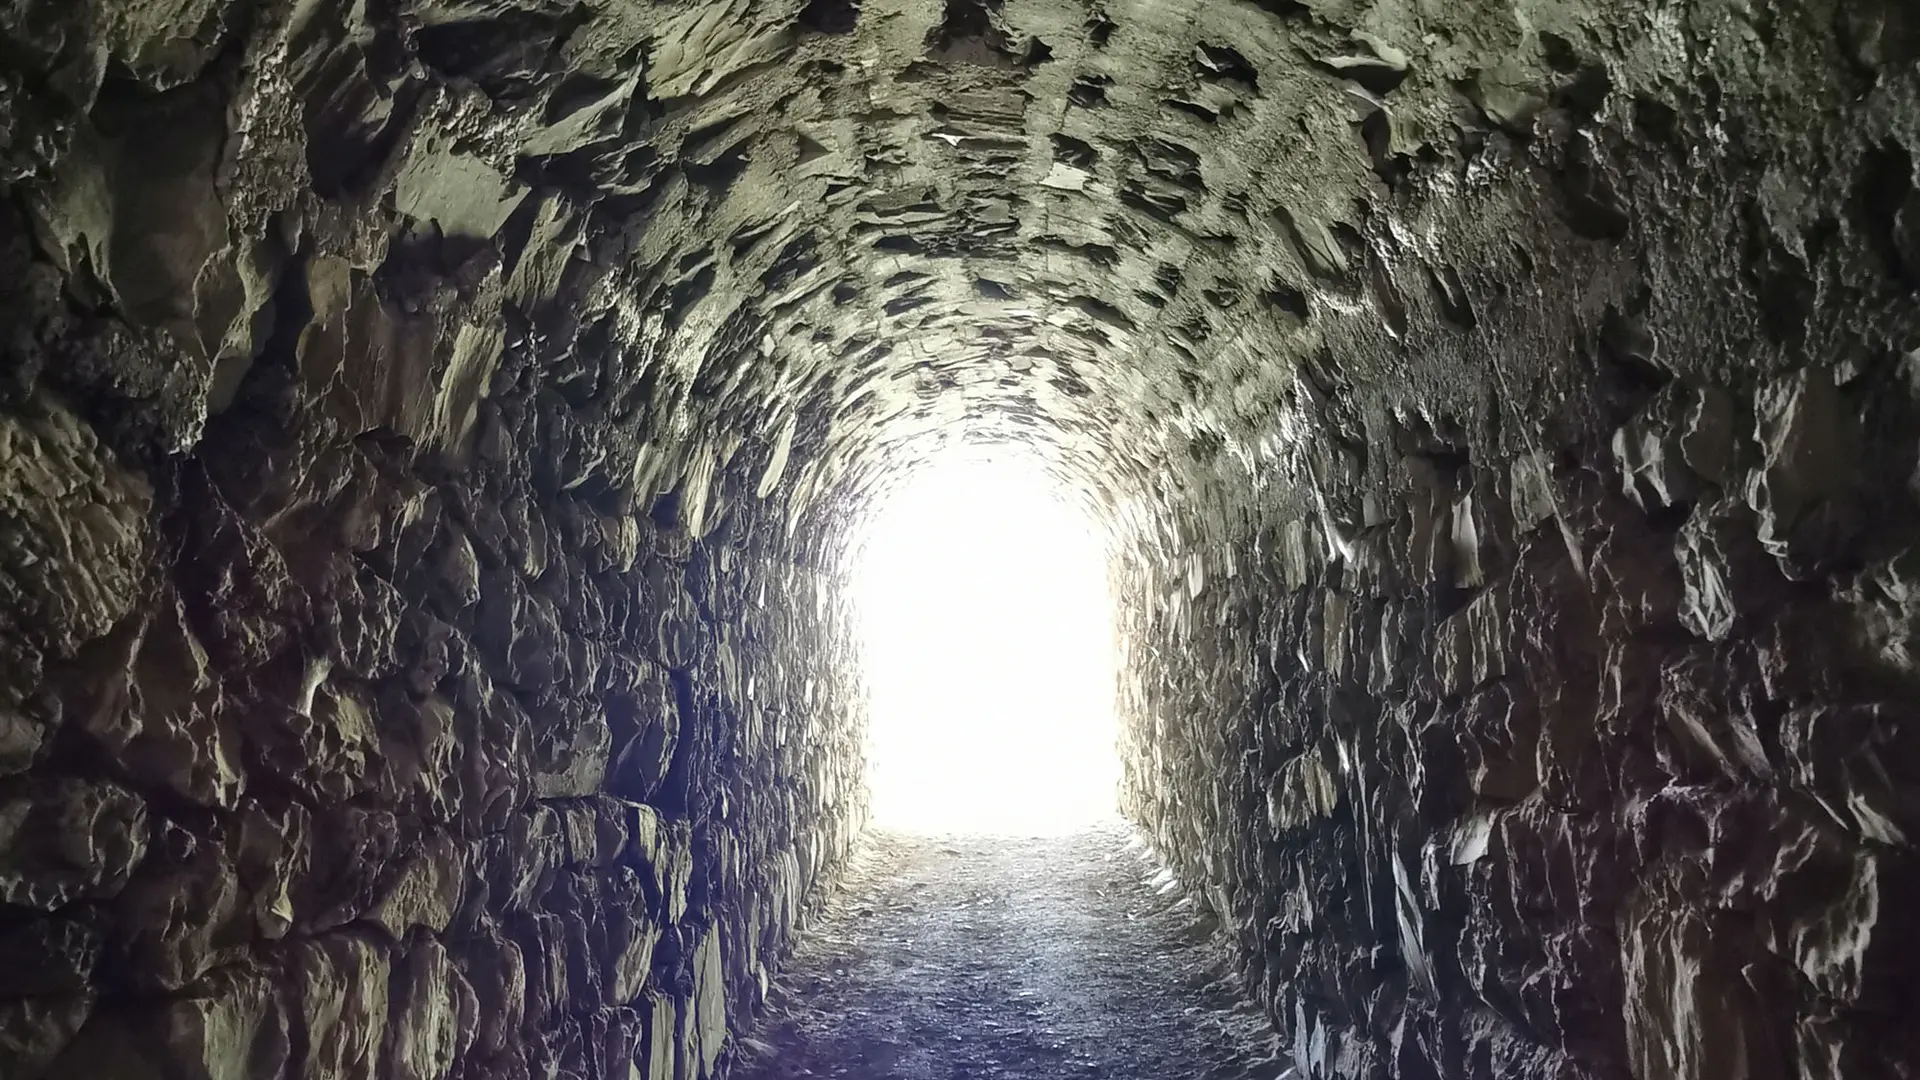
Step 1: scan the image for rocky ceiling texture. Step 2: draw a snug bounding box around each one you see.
[2,0,1919,1078]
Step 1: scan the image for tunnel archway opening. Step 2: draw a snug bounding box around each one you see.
[847,446,1121,836]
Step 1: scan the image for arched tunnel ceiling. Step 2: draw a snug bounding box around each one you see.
[16,0,1908,553]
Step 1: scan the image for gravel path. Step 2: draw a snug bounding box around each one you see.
[735,821,1288,1080]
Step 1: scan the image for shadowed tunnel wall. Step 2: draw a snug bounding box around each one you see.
[1,1,1917,1079]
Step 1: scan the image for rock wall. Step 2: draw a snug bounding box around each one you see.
[0,4,868,1078]
[1111,16,1920,1080]
[0,232,868,1080]
[1120,361,1920,1080]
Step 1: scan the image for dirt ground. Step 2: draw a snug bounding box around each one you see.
[734,821,1288,1080]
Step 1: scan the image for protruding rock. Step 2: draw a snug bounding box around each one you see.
[1657,650,1770,782]
[1462,681,1541,800]
[1620,892,1782,1080]
[0,993,94,1080]
[50,966,289,1080]
[1674,499,1779,641]
[1430,585,1510,695]
[686,925,728,1080]
[233,798,309,940]
[0,704,46,775]
[1510,454,1559,534]
[111,819,244,991]
[1590,514,1683,637]
[1267,745,1340,831]
[1679,385,1737,486]
[1782,848,1920,1011]
[1782,704,1919,846]
[388,936,475,1080]
[293,935,391,1080]
[369,830,466,939]
[0,778,148,910]
[299,805,403,933]
[0,396,154,659]
[530,701,612,799]
[1745,369,1861,578]
[452,924,526,1060]
[1612,386,1699,511]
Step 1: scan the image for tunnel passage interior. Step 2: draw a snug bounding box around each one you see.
[0,1,1918,1079]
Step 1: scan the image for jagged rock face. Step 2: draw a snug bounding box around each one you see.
[3,2,882,1077]
[1108,9,1920,1077]
[0,0,1917,1078]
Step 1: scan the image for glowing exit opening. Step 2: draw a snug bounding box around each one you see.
[851,450,1120,835]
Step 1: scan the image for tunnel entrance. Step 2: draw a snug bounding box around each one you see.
[850,450,1119,835]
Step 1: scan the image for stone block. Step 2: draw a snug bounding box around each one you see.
[1267,744,1341,832]
[1744,368,1861,578]
[112,820,245,991]
[1612,384,1700,512]
[1620,894,1782,1080]
[0,914,102,995]
[294,934,391,1080]
[388,936,476,1080]
[67,591,247,809]
[1782,703,1919,846]
[0,396,154,659]
[0,777,148,910]
[52,967,288,1080]
[369,830,466,939]
[0,993,94,1080]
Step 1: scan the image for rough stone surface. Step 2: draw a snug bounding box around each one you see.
[1,2,873,1071]
[2,0,1918,1078]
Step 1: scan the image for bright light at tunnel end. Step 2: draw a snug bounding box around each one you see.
[850,449,1121,836]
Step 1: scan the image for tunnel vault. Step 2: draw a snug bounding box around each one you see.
[1,0,1918,1078]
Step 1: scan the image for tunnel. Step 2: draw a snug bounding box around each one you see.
[1,0,1918,1077]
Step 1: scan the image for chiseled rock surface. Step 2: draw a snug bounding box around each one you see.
[0,0,1916,1078]
[1122,381,1920,1079]
[1122,293,1920,1076]
[0,2,875,1075]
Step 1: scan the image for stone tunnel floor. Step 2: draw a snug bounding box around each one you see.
[734,821,1287,1080]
